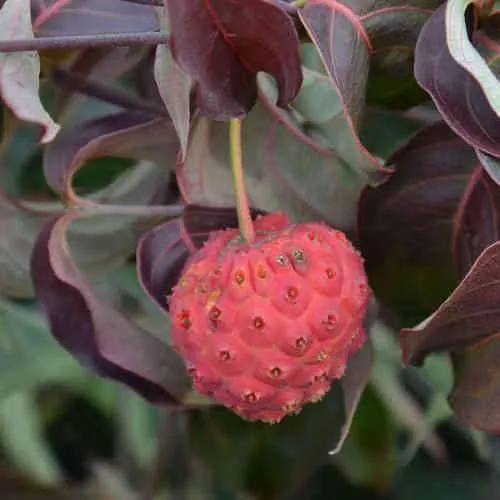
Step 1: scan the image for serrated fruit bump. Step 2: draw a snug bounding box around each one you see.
[168,212,371,423]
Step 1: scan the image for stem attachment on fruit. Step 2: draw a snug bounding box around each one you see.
[229,119,255,243]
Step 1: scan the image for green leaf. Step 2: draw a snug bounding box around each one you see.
[0,298,84,398]
[336,384,397,490]
[153,6,191,160]
[0,0,60,143]
[179,93,367,231]
[0,391,61,484]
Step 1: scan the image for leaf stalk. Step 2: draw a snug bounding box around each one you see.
[229,119,255,244]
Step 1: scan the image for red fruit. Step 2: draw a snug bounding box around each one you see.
[168,212,371,423]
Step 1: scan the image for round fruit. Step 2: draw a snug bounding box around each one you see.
[168,212,371,423]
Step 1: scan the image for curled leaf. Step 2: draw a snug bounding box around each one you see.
[31,213,190,404]
[137,205,264,311]
[43,111,178,200]
[415,5,500,157]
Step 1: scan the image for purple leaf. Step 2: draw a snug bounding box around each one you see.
[358,122,476,325]
[401,241,500,365]
[450,331,500,433]
[165,0,302,120]
[136,218,190,312]
[415,5,500,157]
[31,213,190,404]
[136,204,265,311]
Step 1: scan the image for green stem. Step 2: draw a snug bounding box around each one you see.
[229,119,255,243]
[290,0,307,7]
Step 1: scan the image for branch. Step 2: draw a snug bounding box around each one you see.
[51,66,163,116]
[0,32,168,53]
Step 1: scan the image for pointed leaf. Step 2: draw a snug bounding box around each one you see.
[446,0,500,120]
[31,213,190,404]
[154,8,191,160]
[299,1,383,182]
[0,0,60,143]
[329,340,373,455]
[166,0,302,119]
[415,5,500,157]
[401,241,500,365]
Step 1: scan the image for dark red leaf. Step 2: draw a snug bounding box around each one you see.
[166,0,302,120]
[358,122,475,326]
[31,213,189,404]
[136,204,265,311]
[183,204,265,248]
[414,5,500,157]
[453,166,500,278]
[400,241,500,365]
[136,218,190,312]
[33,0,158,36]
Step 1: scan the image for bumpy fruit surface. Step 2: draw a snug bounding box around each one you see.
[169,212,371,423]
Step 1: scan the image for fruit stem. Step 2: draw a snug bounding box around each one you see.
[229,118,255,243]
